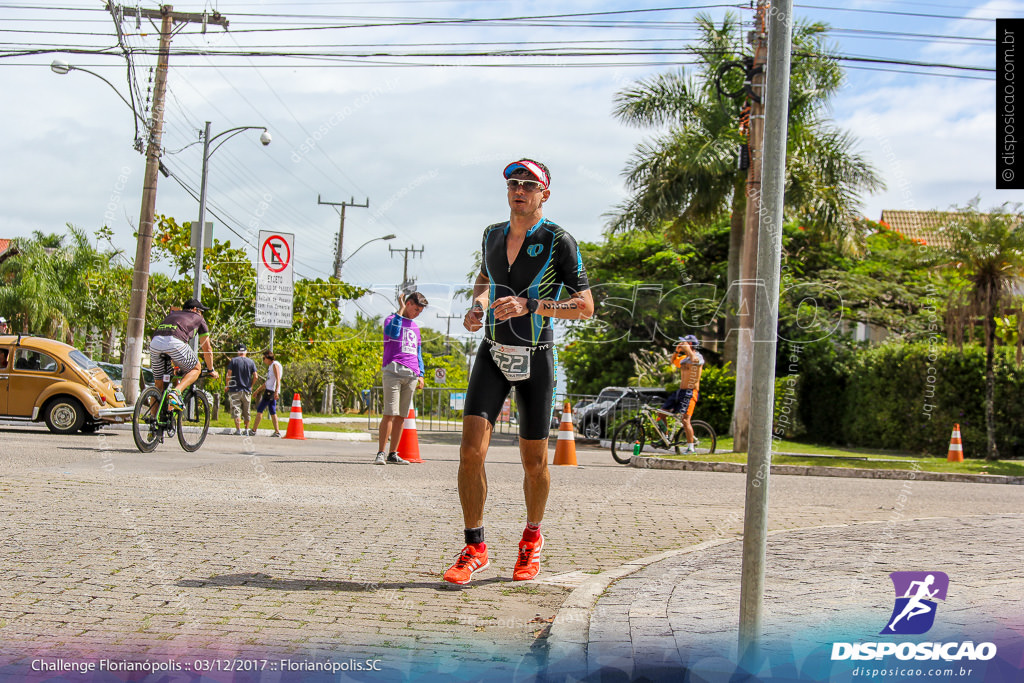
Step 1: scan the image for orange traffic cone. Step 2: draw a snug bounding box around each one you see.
[283,393,306,440]
[396,408,423,463]
[947,423,964,462]
[553,401,578,466]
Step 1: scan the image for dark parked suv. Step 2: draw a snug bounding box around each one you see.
[573,386,669,440]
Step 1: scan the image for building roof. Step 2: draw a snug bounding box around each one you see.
[0,239,10,257]
[877,210,959,249]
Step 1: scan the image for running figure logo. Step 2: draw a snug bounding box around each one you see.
[881,571,949,635]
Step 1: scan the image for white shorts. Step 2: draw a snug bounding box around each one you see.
[150,336,198,381]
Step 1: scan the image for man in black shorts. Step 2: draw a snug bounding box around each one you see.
[443,159,594,585]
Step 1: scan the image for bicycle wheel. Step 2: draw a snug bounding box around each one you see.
[132,387,163,453]
[611,419,645,465]
[674,420,717,455]
[176,388,211,452]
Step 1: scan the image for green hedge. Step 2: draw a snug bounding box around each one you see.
[691,363,736,435]
[797,341,1024,457]
[603,360,801,441]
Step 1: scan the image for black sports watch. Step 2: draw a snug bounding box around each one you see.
[526,298,539,314]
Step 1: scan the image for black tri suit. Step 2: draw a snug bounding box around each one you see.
[463,218,590,439]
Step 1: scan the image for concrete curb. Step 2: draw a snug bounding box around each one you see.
[630,456,1024,485]
[546,517,956,672]
[95,423,371,442]
[546,537,737,667]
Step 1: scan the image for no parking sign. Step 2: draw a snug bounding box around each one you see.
[256,231,294,328]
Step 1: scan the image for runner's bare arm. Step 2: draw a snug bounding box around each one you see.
[492,289,594,321]
[464,273,490,332]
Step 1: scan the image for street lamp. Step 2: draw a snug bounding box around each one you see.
[189,121,271,348]
[338,234,396,271]
[50,59,149,130]
[51,58,161,404]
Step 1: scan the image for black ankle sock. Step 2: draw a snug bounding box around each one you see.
[464,526,484,545]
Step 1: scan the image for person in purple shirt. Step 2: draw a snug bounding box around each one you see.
[375,291,428,465]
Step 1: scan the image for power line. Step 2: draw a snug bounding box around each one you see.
[794,3,996,22]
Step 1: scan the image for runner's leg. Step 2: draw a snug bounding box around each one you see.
[520,438,550,524]
[514,348,554,525]
[459,343,510,527]
[460,416,493,528]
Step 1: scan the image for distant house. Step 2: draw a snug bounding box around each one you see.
[844,210,963,344]
[877,210,958,249]
[0,238,12,264]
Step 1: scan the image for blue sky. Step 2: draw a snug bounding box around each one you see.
[0,0,1015,325]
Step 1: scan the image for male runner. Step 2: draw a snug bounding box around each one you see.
[150,298,218,411]
[660,335,704,454]
[443,158,594,585]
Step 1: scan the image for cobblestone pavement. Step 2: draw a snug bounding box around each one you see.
[586,515,1024,679]
[2,425,1023,669]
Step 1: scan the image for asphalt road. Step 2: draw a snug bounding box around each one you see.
[2,424,1022,670]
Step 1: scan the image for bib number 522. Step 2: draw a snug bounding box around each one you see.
[490,345,531,381]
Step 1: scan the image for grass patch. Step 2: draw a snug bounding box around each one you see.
[501,585,541,596]
[208,413,361,433]
[657,438,1024,476]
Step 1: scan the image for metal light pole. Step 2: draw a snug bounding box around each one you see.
[189,121,271,349]
[322,232,393,413]
[338,234,396,272]
[738,0,794,665]
[193,121,213,315]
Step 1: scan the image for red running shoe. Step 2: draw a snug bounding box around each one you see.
[512,533,544,581]
[443,544,490,585]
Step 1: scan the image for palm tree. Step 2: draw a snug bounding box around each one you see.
[611,15,749,346]
[0,227,118,343]
[0,234,72,339]
[940,202,1024,461]
[613,14,882,236]
[611,12,883,447]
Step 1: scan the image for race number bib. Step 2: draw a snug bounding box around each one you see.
[489,343,531,381]
[401,328,417,355]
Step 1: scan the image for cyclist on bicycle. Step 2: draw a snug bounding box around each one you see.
[149,298,219,411]
[660,334,704,454]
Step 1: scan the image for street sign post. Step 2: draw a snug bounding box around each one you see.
[256,231,294,329]
[434,367,447,385]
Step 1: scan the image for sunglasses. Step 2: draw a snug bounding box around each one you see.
[506,178,545,192]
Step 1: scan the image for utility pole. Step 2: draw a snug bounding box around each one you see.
[739,0,794,662]
[116,2,228,403]
[731,1,768,452]
[436,312,463,355]
[390,244,424,293]
[318,195,369,279]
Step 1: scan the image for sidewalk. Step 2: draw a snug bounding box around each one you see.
[550,514,1024,679]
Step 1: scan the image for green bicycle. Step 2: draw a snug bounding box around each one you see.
[131,355,212,453]
[610,389,717,464]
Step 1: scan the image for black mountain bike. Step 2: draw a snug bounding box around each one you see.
[131,356,212,453]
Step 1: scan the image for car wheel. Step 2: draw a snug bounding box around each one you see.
[44,397,86,434]
[582,419,603,440]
